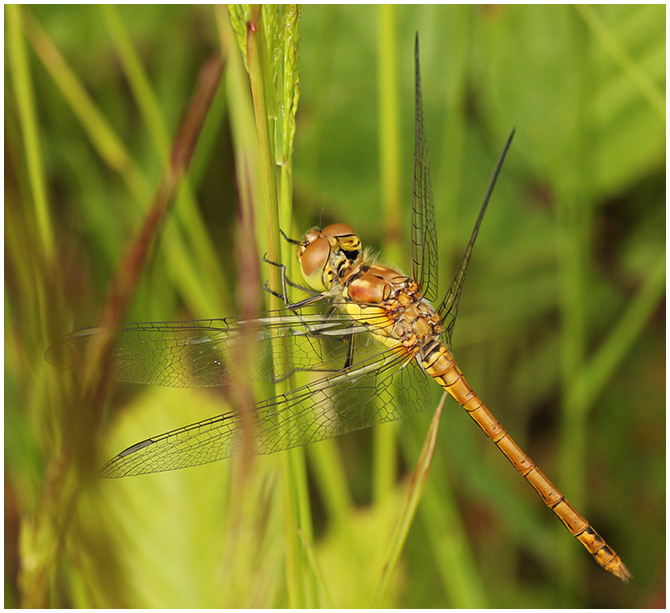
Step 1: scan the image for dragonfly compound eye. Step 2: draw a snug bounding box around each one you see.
[298,236,332,291]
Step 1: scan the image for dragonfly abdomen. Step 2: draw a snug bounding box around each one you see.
[421,344,631,582]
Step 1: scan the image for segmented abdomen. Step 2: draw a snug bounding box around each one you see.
[421,343,631,582]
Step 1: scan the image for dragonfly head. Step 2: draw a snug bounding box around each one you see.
[298,223,362,292]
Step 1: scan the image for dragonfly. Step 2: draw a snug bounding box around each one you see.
[47,36,630,582]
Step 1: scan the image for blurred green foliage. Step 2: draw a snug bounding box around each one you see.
[5,5,665,608]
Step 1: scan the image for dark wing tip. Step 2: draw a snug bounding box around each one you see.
[44,345,56,366]
[44,340,74,370]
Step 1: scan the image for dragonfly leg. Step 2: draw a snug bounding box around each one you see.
[263,228,326,302]
[266,228,322,295]
[262,254,323,310]
[278,227,301,245]
[343,332,356,370]
[262,253,319,294]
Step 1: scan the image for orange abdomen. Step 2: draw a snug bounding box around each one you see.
[421,343,631,582]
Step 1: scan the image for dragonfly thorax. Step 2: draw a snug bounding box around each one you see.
[340,262,445,359]
[297,223,362,292]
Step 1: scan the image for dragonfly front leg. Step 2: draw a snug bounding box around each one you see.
[263,253,362,367]
[262,254,324,310]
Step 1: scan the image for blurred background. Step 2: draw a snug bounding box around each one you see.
[5,5,665,608]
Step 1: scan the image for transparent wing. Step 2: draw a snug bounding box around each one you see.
[45,305,376,389]
[438,130,516,347]
[101,343,431,477]
[47,304,433,476]
[410,35,439,303]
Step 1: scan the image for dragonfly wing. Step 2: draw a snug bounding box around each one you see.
[410,35,439,303]
[101,344,431,477]
[45,307,373,388]
[437,130,515,348]
[46,320,236,387]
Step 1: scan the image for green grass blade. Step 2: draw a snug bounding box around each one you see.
[371,5,402,506]
[22,8,223,315]
[7,5,54,260]
[100,5,229,308]
[224,6,312,606]
[21,8,148,201]
[572,255,665,413]
[575,4,665,118]
[298,529,335,608]
[372,394,447,607]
